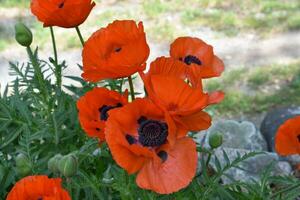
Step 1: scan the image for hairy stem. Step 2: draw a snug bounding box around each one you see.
[75,26,85,46]
[50,27,61,89]
[128,76,135,101]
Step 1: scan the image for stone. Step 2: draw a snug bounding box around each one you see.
[195,120,268,151]
[210,147,292,184]
[260,106,300,152]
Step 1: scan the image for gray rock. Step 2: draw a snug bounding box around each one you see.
[260,106,300,152]
[210,148,292,184]
[196,120,268,151]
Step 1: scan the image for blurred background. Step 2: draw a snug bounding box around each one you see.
[0,0,299,124]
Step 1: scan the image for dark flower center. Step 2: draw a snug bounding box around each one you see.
[180,55,202,66]
[99,103,122,121]
[297,134,300,143]
[58,2,65,8]
[37,197,43,200]
[138,117,168,147]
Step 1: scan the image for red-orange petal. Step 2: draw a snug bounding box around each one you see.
[145,75,209,115]
[170,36,224,88]
[136,137,197,194]
[275,115,300,156]
[77,87,128,141]
[82,20,150,82]
[6,175,71,200]
[147,56,187,79]
[175,111,212,134]
[208,91,225,105]
[31,0,95,28]
[105,98,170,173]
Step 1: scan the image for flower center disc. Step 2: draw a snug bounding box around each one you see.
[138,119,168,147]
[297,134,300,143]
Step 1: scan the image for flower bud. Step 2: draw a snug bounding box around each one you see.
[48,154,63,173]
[15,153,32,177]
[208,132,223,149]
[58,154,78,177]
[15,22,33,47]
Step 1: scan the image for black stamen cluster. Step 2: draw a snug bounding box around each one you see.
[138,118,168,147]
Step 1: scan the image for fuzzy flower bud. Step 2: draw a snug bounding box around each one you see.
[209,132,223,149]
[15,153,32,177]
[58,154,78,177]
[15,22,33,47]
[48,154,63,173]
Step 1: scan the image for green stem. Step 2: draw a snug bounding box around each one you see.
[206,152,212,167]
[128,76,135,101]
[75,26,85,46]
[50,27,58,64]
[50,27,61,89]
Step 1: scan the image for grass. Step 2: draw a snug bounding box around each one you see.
[0,0,299,53]
[205,61,300,117]
[0,0,29,8]
[180,0,300,36]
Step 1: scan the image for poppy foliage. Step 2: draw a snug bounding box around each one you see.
[76,20,225,194]
[6,175,71,200]
[31,0,95,28]
[275,115,300,156]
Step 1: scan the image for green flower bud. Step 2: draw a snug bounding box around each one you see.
[208,132,223,149]
[15,153,32,177]
[15,22,33,47]
[58,154,78,177]
[48,154,63,173]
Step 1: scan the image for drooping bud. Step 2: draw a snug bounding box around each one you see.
[15,153,32,177]
[48,154,63,173]
[58,154,78,177]
[15,22,33,47]
[208,132,223,149]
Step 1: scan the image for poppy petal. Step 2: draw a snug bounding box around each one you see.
[82,20,150,82]
[77,87,128,141]
[208,91,225,105]
[146,75,209,114]
[6,175,71,200]
[147,56,187,79]
[31,0,95,28]
[275,115,300,156]
[175,111,212,134]
[136,137,197,194]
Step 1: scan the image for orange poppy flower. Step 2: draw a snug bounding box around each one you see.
[145,56,225,105]
[6,175,71,200]
[275,115,300,156]
[82,20,150,82]
[140,72,212,139]
[77,87,128,141]
[31,0,95,28]
[105,98,197,194]
[170,37,224,88]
